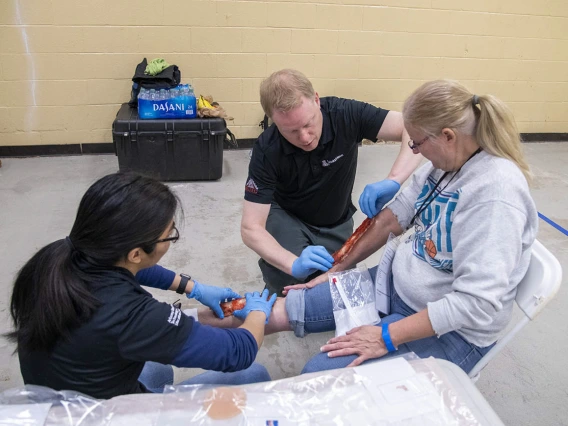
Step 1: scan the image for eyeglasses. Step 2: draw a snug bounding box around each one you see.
[152,225,180,245]
[408,136,429,150]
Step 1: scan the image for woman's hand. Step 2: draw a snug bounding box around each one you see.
[187,280,241,319]
[233,289,277,324]
[282,272,329,295]
[320,325,388,367]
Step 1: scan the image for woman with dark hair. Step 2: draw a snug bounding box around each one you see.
[8,172,276,399]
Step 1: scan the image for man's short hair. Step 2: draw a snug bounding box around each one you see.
[260,69,315,118]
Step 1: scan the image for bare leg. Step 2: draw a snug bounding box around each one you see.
[197,297,292,335]
[265,297,292,334]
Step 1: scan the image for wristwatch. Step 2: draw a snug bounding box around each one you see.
[176,273,191,295]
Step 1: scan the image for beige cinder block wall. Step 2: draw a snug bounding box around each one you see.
[0,0,567,147]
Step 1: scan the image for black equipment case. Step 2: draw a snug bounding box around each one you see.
[112,103,226,181]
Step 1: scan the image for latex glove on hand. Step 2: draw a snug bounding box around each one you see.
[358,179,401,218]
[187,280,241,319]
[291,245,335,280]
[233,289,277,324]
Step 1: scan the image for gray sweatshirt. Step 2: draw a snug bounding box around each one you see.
[388,150,538,347]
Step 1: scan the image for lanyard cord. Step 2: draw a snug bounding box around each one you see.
[409,171,450,227]
[409,148,481,228]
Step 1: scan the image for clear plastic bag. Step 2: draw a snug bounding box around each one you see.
[0,353,492,425]
[329,265,381,337]
[0,384,107,425]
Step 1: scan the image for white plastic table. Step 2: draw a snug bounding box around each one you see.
[0,356,505,425]
[434,358,504,425]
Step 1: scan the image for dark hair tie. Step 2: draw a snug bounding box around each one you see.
[472,95,480,106]
[65,236,77,251]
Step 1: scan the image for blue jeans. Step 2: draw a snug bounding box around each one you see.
[138,362,271,393]
[286,266,494,375]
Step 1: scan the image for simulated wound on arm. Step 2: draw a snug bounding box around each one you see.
[331,217,374,265]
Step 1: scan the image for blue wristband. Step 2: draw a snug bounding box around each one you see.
[382,323,397,353]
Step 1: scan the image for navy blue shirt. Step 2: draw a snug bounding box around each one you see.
[19,265,257,399]
[245,97,389,227]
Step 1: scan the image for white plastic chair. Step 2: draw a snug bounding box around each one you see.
[468,239,563,379]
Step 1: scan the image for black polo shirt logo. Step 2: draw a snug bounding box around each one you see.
[322,154,344,167]
[245,178,259,194]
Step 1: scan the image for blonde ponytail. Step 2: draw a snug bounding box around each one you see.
[403,80,531,183]
[475,95,532,182]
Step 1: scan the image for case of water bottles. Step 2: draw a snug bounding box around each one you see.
[138,84,197,119]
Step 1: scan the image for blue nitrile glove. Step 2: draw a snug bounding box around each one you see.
[358,179,401,218]
[233,289,277,324]
[187,280,241,319]
[291,245,335,280]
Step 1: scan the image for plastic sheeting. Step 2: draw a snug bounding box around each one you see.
[0,354,497,425]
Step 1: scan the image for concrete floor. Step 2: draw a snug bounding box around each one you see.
[0,143,567,425]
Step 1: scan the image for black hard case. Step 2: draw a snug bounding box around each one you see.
[112,104,225,181]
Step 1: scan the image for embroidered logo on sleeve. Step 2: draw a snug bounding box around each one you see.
[322,154,344,167]
[245,178,259,194]
[168,305,181,326]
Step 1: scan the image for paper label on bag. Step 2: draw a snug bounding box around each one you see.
[333,303,380,336]
[375,233,400,314]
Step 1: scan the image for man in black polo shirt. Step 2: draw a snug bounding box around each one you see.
[242,69,422,296]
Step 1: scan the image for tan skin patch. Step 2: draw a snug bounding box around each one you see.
[203,387,247,420]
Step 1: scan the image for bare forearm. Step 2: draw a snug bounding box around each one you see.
[387,129,422,184]
[239,311,267,348]
[197,298,291,336]
[335,208,404,271]
[242,225,296,274]
[198,308,267,348]
[389,309,435,347]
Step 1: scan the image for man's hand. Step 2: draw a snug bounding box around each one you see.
[358,179,401,218]
[187,280,241,319]
[320,325,388,367]
[291,246,334,279]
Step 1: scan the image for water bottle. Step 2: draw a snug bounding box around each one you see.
[185,84,197,118]
[149,89,157,101]
[138,88,152,118]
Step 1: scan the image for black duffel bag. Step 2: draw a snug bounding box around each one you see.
[128,58,181,107]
